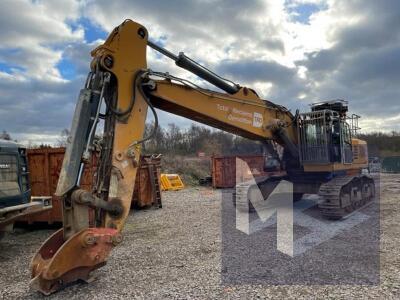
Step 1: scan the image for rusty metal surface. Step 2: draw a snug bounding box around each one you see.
[30,227,120,295]
[21,148,159,225]
[212,155,279,188]
[19,148,97,224]
[132,155,162,208]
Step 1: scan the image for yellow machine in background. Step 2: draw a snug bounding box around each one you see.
[160,174,185,191]
[29,20,374,294]
[161,174,185,191]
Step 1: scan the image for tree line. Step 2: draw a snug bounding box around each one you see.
[358,131,400,157]
[142,124,400,157]
[3,127,400,157]
[142,123,262,156]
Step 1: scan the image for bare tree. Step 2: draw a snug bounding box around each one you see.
[57,128,70,147]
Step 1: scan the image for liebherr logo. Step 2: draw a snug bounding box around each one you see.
[235,158,370,257]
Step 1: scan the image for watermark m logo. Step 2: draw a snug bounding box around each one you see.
[234,158,370,258]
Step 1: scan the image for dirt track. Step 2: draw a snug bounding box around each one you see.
[0,173,399,299]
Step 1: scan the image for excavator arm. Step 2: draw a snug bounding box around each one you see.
[147,78,294,140]
[30,20,297,294]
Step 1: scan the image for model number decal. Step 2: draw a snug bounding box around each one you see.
[217,104,263,128]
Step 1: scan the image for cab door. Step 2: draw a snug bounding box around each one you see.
[341,122,353,164]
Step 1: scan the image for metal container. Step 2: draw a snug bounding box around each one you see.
[212,155,279,188]
[20,148,161,224]
[132,155,162,208]
[20,147,97,224]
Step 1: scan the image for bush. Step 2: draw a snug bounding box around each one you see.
[161,155,211,186]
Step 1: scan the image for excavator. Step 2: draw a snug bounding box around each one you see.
[29,20,375,294]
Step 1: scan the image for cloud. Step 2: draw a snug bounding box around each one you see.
[83,1,309,112]
[0,0,83,81]
[216,58,309,111]
[296,0,400,130]
[1,0,400,146]
[217,59,297,84]
[0,0,84,144]
[0,72,83,141]
[84,0,289,64]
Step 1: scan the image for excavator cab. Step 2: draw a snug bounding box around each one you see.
[0,140,52,241]
[298,100,356,165]
[0,140,30,208]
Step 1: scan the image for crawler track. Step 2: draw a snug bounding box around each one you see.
[234,174,375,220]
[318,175,375,219]
[234,176,284,213]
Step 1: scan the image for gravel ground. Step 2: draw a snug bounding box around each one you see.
[1,173,399,299]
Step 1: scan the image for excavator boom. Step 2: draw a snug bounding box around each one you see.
[29,19,297,294]
[29,19,373,294]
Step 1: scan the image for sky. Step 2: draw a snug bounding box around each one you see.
[0,0,399,145]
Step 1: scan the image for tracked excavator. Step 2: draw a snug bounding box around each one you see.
[29,20,375,294]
